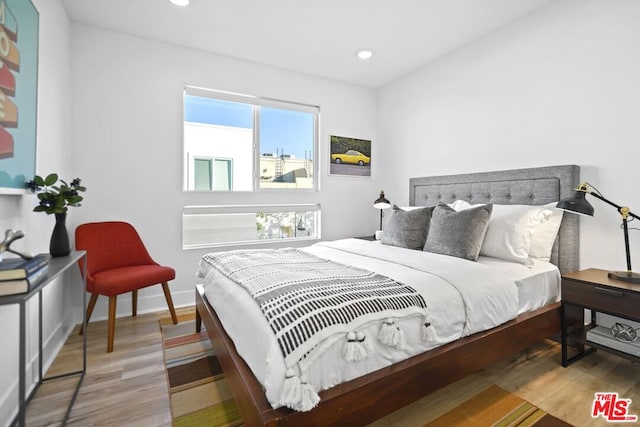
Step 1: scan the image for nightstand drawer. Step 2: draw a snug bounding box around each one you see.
[562,280,640,321]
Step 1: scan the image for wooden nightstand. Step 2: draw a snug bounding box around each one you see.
[561,268,640,367]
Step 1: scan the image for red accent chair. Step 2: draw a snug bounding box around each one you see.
[75,221,178,352]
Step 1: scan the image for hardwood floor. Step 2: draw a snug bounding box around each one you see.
[26,307,640,426]
[26,307,189,427]
[371,340,640,427]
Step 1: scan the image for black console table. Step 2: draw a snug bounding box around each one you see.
[0,251,87,427]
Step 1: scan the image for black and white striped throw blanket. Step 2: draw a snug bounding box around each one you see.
[201,248,434,411]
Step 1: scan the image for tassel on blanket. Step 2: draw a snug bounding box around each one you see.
[378,319,406,349]
[293,374,320,412]
[279,368,302,407]
[343,331,371,362]
[422,314,436,342]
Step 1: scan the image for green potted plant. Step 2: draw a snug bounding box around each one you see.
[26,174,86,257]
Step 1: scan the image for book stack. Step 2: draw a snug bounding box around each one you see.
[0,254,50,296]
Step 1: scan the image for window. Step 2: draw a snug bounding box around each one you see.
[213,159,232,191]
[188,156,233,191]
[193,158,212,191]
[183,204,321,248]
[183,86,319,191]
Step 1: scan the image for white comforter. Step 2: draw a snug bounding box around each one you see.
[199,238,553,409]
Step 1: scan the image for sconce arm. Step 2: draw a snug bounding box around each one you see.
[580,183,640,221]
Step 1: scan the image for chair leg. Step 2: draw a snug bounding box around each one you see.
[132,289,138,317]
[161,282,178,325]
[79,293,99,335]
[107,295,117,353]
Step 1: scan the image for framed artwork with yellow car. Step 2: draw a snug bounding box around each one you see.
[329,135,371,177]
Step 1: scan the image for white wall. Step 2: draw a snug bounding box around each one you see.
[5,0,638,420]
[378,0,640,272]
[70,24,381,319]
[0,0,75,424]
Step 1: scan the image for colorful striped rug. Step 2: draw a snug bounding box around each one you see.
[424,384,572,426]
[160,315,242,427]
[161,315,571,427]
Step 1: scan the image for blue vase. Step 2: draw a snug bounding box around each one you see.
[50,212,70,257]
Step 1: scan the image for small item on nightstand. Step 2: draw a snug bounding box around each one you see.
[611,322,638,343]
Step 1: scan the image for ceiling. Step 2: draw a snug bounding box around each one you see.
[61,0,556,88]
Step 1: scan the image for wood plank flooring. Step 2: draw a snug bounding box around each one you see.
[26,307,640,426]
[25,307,188,427]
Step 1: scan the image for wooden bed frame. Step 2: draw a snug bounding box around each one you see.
[196,285,559,427]
[194,165,580,427]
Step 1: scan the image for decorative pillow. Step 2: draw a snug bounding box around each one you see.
[423,204,493,261]
[529,203,564,261]
[382,205,434,250]
[449,200,546,266]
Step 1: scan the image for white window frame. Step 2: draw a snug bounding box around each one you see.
[183,85,320,192]
[182,204,321,249]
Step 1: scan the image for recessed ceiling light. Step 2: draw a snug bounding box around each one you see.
[170,0,189,6]
[356,49,374,60]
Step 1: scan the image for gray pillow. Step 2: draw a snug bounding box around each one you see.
[382,205,434,250]
[423,203,493,261]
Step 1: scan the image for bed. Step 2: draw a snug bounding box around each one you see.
[195,164,580,426]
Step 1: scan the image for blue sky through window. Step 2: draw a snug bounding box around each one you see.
[184,95,313,159]
[184,95,252,128]
[261,107,313,160]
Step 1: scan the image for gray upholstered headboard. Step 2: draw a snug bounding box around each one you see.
[409,165,580,273]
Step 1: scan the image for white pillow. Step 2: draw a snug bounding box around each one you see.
[401,201,468,211]
[529,203,564,262]
[398,206,425,211]
[448,200,471,211]
[450,200,542,266]
[482,204,545,266]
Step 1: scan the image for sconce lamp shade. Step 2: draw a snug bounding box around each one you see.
[374,191,391,209]
[556,190,594,216]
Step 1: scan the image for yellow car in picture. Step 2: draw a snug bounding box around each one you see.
[331,150,370,166]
